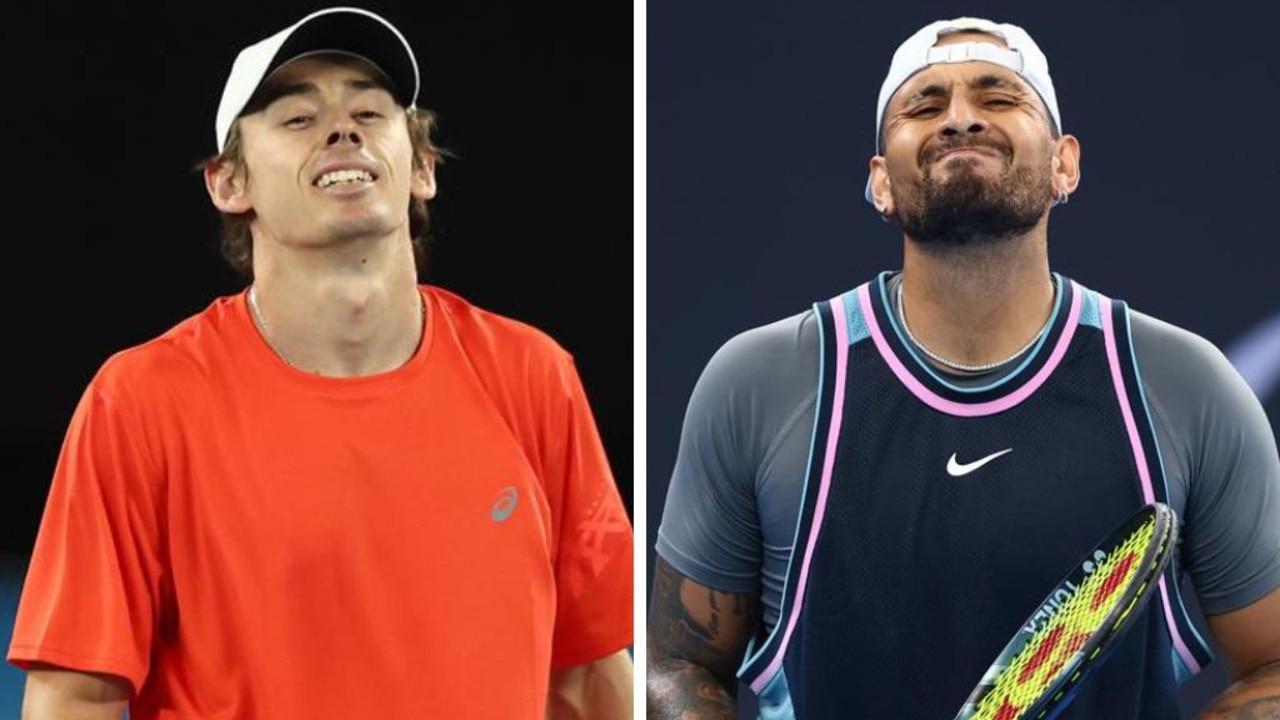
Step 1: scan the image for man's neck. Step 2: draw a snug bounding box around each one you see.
[248,237,425,378]
[898,229,1054,371]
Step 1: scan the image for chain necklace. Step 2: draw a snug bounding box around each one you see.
[247,285,299,368]
[246,285,426,371]
[895,280,1052,374]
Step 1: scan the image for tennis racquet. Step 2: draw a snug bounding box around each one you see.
[953,501,1178,720]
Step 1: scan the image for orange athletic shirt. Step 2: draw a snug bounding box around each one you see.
[8,285,633,719]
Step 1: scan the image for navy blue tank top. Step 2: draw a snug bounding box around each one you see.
[737,273,1213,719]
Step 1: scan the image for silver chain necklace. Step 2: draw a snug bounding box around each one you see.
[247,285,298,368]
[895,281,1052,374]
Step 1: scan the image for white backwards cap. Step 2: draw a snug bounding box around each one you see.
[865,17,1061,203]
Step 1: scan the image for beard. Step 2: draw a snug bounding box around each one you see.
[892,146,1055,249]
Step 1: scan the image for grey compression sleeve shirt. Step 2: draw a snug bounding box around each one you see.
[655,276,1280,630]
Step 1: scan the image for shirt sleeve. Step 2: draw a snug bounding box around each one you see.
[1132,311,1280,615]
[655,311,818,595]
[7,365,168,695]
[543,354,634,669]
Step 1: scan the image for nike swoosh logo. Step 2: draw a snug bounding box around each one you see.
[947,448,1013,477]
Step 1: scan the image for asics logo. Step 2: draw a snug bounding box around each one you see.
[946,448,1013,477]
[491,486,518,522]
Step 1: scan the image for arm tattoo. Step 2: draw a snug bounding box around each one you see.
[647,558,760,720]
[1197,661,1280,719]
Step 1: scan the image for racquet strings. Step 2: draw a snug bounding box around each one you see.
[968,514,1160,720]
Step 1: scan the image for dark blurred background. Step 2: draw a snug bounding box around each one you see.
[2,0,632,709]
[646,1,1279,718]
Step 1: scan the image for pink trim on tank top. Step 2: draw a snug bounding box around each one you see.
[861,281,1083,416]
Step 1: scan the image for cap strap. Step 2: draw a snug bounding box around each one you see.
[924,42,1023,73]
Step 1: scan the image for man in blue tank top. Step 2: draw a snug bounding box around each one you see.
[648,16,1280,720]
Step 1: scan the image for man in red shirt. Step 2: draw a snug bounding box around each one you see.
[8,7,634,719]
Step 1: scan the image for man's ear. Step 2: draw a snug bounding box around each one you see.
[1052,134,1082,198]
[411,152,437,202]
[204,159,253,214]
[868,156,895,218]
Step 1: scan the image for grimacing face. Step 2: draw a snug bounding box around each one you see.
[868,32,1076,248]
[213,54,436,253]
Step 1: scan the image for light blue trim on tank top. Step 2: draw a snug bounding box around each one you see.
[872,271,1065,393]
[756,668,797,720]
[1079,286,1102,329]
[841,290,871,344]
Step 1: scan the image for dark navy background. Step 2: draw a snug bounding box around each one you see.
[2,0,631,712]
[647,1,1278,717]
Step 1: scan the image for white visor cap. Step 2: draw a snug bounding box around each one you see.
[865,17,1061,203]
[214,6,420,154]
